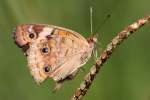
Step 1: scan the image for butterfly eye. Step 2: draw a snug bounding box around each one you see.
[29,33,35,39]
[41,47,49,53]
[44,65,51,72]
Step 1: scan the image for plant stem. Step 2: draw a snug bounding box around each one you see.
[71,15,150,100]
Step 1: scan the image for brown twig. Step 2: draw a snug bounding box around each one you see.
[71,15,150,100]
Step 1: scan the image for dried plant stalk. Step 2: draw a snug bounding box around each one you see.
[71,15,150,100]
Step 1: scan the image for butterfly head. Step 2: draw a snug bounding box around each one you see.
[87,36,97,45]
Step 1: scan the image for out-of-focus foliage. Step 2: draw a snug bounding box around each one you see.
[0,0,150,100]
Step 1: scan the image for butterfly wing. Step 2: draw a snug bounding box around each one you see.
[45,28,94,82]
[14,24,94,84]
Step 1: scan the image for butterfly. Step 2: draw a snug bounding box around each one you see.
[13,24,97,90]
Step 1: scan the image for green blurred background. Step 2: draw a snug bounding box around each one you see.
[0,0,150,100]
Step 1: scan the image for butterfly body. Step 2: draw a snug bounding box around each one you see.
[13,24,96,85]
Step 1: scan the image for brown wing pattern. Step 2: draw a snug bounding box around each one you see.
[40,27,93,81]
[14,24,94,84]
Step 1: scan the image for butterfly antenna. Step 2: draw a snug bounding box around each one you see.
[95,14,111,34]
[90,6,93,35]
[94,14,111,47]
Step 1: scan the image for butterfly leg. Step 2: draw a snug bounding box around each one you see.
[92,41,103,61]
[52,70,79,92]
[92,48,98,61]
[52,82,63,92]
